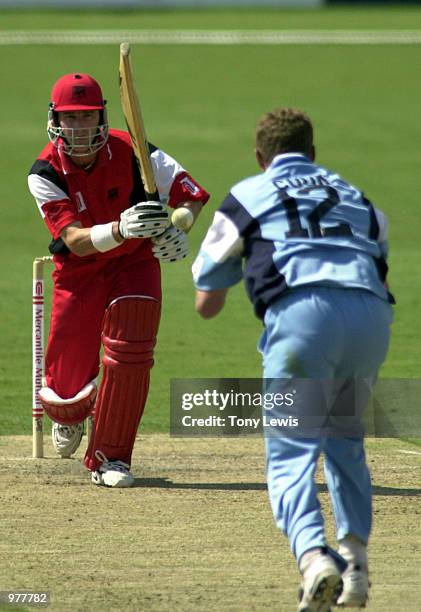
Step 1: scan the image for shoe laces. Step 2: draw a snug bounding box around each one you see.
[94,450,130,472]
[57,423,82,436]
[58,425,72,435]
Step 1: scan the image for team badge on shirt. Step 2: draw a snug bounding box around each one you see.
[180,176,200,196]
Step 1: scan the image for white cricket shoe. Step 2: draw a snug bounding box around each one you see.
[52,422,84,458]
[91,456,134,488]
[336,564,369,608]
[298,550,343,612]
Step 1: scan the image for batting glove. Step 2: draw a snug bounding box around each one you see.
[151,226,189,263]
[119,201,170,239]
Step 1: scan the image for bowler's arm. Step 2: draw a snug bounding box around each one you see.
[195,288,229,319]
[193,206,244,318]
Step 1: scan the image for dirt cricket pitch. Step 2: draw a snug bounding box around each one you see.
[0,435,420,611]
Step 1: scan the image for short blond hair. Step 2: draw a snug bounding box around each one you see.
[256,108,313,164]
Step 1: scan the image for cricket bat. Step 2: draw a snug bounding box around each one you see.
[119,42,194,232]
[119,42,159,200]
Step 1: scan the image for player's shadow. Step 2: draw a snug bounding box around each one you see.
[132,477,266,491]
[132,479,421,496]
[316,483,421,497]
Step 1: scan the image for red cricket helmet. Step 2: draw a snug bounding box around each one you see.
[47,73,108,156]
[50,73,105,111]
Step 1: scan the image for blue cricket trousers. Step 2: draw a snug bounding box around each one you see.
[259,287,392,562]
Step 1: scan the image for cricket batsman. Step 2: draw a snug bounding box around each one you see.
[28,73,209,487]
[192,108,393,610]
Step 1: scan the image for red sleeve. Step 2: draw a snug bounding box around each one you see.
[167,171,210,209]
[42,199,79,239]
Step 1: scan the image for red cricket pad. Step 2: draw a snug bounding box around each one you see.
[84,296,161,471]
[39,382,96,425]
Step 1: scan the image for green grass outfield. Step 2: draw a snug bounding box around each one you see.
[0,6,420,437]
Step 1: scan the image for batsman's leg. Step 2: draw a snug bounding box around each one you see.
[39,381,97,458]
[85,295,161,486]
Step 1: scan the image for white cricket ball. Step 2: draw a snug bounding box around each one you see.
[171,208,194,232]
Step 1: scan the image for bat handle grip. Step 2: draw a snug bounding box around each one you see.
[146,190,160,201]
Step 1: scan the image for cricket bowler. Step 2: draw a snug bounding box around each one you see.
[192,108,393,610]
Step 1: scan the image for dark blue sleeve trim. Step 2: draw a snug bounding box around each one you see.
[29,159,68,195]
[219,192,259,237]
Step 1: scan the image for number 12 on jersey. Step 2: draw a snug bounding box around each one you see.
[276,184,353,239]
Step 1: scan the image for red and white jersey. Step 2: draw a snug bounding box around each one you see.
[28,129,210,261]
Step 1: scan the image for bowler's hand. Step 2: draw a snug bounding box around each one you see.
[119,201,169,239]
[151,226,188,263]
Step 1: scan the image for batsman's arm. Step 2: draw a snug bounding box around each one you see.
[60,198,172,256]
[172,200,203,232]
[60,222,124,257]
[178,200,203,218]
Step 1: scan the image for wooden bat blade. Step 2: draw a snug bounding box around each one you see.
[119,42,158,200]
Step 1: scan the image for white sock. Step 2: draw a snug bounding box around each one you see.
[338,535,368,568]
